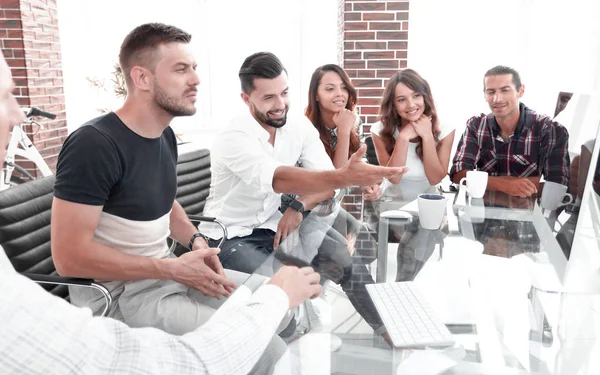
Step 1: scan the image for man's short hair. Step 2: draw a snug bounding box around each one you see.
[483,65,522,91]
[238,52,287,94]
[119,23,191,84]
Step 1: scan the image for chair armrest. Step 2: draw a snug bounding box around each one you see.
[167,215,228,252]
[187,215,228,248]
[22,273,113,317]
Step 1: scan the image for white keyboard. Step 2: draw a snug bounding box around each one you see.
[366,282,455,348]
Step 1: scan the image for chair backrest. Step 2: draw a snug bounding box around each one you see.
[172,149,212,255]
[365,136,379,165]
[176,149,211,215]
[0,176,68,299]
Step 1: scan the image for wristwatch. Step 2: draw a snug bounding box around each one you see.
[289,199,305,213]
[188,232,210,251]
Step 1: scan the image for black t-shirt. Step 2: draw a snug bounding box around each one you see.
[54,112,177,221]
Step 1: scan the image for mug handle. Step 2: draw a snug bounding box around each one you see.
[459,177,468,189]
[560,193,573,206]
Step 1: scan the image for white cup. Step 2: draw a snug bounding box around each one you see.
[540,181,573,211]
[418,193,447,230]
[459,171,488,199]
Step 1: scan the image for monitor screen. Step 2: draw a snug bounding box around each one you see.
[555,92,600,290]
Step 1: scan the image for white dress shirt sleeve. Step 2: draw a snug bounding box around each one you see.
[213,129,283,194]
[297,119,335,171]
[0,250,289,375]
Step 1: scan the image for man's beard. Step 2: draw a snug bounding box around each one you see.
[251,102,288,128]
[154,85,197,117]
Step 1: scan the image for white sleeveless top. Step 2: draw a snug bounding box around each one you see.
[370,120,454,182]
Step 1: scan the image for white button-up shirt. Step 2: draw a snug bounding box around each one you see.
[201,111,334,239]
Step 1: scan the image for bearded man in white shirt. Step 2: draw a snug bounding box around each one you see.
[201,52,405,335]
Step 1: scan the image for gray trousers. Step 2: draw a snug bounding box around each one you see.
[111,270,287,375]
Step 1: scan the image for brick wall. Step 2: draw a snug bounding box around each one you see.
[337,0,410,220]
[0,0,67,177]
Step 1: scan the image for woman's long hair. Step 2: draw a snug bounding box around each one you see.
[305,64,361,160]
[378,69,440,161]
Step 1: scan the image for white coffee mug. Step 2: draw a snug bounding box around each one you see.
[418,193,447,230]
[459,170,488,199]
[540,181,573,211]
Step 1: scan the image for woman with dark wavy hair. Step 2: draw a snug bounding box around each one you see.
[371,69,454,186]
[305,64,381,200]
[278,64,390,342]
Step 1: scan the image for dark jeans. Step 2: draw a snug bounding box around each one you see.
[215,204,384,331]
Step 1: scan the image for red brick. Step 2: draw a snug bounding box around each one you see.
[44,86,63,95]
[357,88,384,97]
[10,67,27,77]
[369,22,401,30]
[0,1,21,10]
[376,31,408,40]
[366,116,379,124]
[345,31,375,40]
[0,19,22,29]
[344,41,355,50]
[363,12,395,21]
[4,9,22,19]
[344,51,361,59]
[395,50,408,59]
[400,60,407,68]
[5,57,25,67]
[359,106,380,115]
[387,2,409,11]
[345,69,358,78]
[345,21,368,31]
[345,3,352,11]
[344,60,366,69]
[364,51,395,59]
[367,60,399,69]
[6,29,22,38]
[11,48,24,58]
[356,69,376,78]
[342,195,356,204]
[13,77,27,87]
[352,79,382,88]
[402,22,408,31]
[376,69,399,78]
[355,41,386,50]
[344,12,361,21]
[353,2,386,11]
[16,96,29,106]
[396,11,409,20]
[358,97,381,106]
[388,41,408,49]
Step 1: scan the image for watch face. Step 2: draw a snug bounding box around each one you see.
[291,199,304,212]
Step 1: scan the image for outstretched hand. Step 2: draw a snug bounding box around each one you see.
[341,145,409,186]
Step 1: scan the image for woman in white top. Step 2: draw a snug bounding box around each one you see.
[371,69,455,187]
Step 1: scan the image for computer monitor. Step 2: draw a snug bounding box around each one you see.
[555,91,600,291]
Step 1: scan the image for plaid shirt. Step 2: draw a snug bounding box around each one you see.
[450,103,570,185]
[0,249,289,375]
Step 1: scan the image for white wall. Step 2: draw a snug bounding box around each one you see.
[408,0,600,142]
[56,0,338,133]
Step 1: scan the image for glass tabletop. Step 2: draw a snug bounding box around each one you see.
[238,181,600,374]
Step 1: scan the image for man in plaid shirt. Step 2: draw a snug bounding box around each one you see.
[450,66,570,198]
